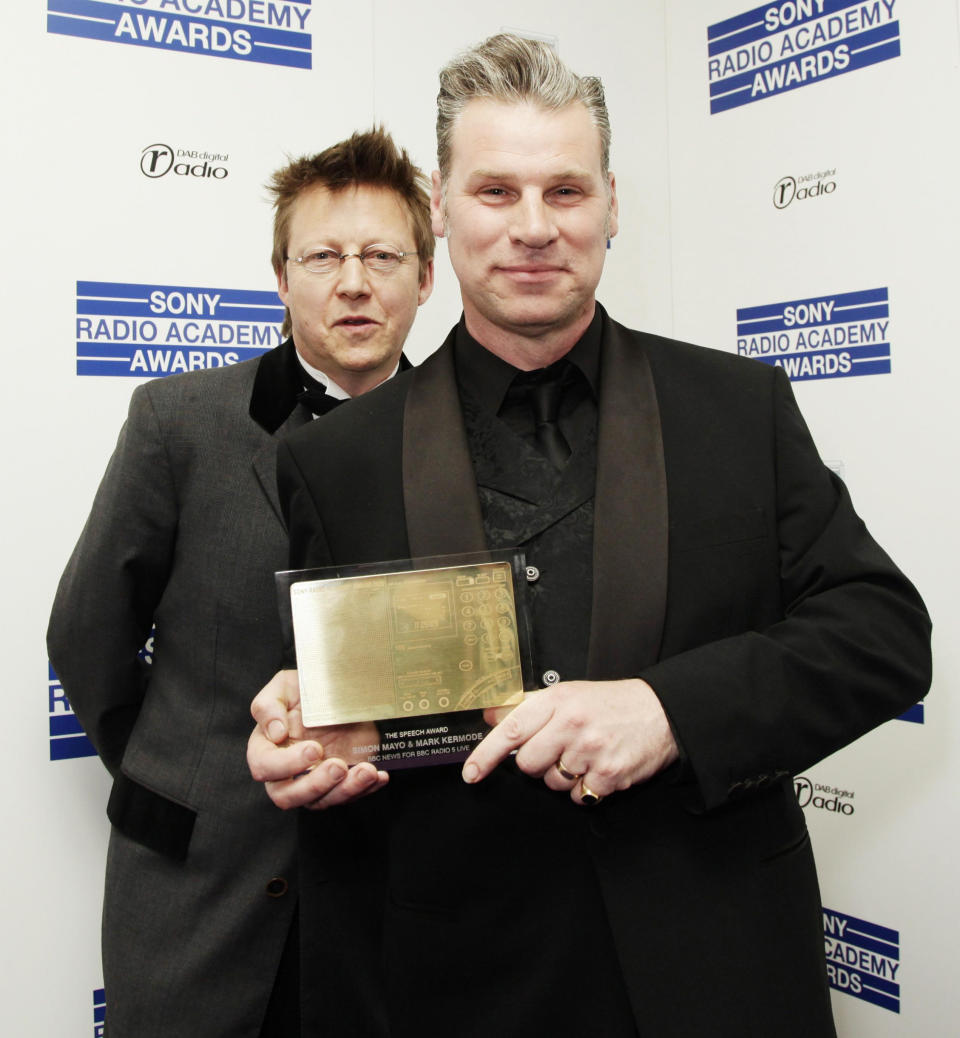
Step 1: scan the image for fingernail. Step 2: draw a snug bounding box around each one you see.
[267,720,286,743]
[462,762,479,784]
[303,743,321,763]
[328,762,347,782]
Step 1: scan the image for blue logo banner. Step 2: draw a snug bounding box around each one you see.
[48,0,312,69]
[48,663,96,761]
[75,280,284,377]
[823,907,900,1013]
[736,287,891,381]
[94,988,106,1037]
[708,1,900,113]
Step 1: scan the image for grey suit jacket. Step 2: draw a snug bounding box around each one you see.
[48,341,308,1037]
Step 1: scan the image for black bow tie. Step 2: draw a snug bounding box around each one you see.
[297,386,345,416]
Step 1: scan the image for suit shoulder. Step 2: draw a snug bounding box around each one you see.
[278,369,412,504]
[130,355,264,440]
[284,367,413,456]
[620,323,774,380]
[138,353,260,405]
[608,321,782,405]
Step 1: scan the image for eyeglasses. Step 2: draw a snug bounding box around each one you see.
[287,245,418,276]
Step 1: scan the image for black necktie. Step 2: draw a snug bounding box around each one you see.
[512,364,572,469]
[297,385,345,416]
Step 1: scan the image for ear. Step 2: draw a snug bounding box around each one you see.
[276,262,289,306]
[430,171,446,238]
[418,258,435,306]
[607,171,619,240]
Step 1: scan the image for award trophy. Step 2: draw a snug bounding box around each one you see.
[276,550,534,768]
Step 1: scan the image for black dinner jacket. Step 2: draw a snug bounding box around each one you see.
[277,308,930,1038]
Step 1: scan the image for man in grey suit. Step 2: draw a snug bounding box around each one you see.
[47,127,435,1037]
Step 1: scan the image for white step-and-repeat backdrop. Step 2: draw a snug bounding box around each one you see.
[2,2,955,1034]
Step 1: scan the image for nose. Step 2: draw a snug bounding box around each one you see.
[335,254,371,297]
[509,192,558,249]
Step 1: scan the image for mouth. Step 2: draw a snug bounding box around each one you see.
[497,265,565,283]
[335,316,379,328]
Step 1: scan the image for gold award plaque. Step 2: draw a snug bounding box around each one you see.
[290,561,525,728]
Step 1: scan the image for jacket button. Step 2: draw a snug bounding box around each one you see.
[542,669,560,685]
[265,877,288,898]
[525,565,540,582]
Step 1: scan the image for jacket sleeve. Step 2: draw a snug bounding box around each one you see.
[46,384,178,775]
[641,367,932,812]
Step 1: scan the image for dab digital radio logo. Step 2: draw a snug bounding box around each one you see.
[823,908,900,1013]
[707,1,901,114]
[794,776,855,816]
[736,287,890,381]
[75,280,284,376]
[47,0,312,70]
[141,142,229,180]
[48,663,96,761]
[773,167,837,208]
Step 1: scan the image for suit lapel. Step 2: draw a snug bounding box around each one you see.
[402,334,487,558]
[401,318,668,675]
[251,407,310,524]
[248,340,311,525]
[587,316,669,678]
[249,339,301,432]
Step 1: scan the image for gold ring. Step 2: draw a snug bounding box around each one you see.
[555,758,583,781]
[579,779,603,806]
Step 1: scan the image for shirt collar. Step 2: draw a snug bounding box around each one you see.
[453,306,603,413]
[293,346,401,401]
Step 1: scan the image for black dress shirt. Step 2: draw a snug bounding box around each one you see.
[453,309,602,686]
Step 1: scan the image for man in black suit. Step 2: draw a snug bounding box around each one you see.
[48,128,434,1038]
[248,35,930,1038]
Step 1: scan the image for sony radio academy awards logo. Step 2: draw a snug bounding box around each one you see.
[707,1,901,114]
[75,281,284,376]
[141,142,229,180]
[47,0,312,69]
[48,663,96,761]
[736,288,891,381]
[823,908,900,1013]
[94,988,106,1038]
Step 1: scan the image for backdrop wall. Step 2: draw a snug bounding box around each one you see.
[2,2,955,1034]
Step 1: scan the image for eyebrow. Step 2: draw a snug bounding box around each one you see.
[468,167,595,182]
[295,238,408,250]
